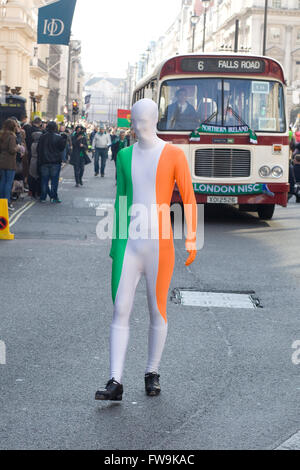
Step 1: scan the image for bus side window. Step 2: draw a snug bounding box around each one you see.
[158,84,168,130]
[144,84,153,100]
[152,80,158,102]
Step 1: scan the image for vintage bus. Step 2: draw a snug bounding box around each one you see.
[0,94,27,128]
[132,54,289,220]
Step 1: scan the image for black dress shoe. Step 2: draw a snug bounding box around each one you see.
[145,372,161,396]
[95,378,123,401]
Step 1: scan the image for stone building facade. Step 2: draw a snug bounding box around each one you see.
[0,0,48,116]
[0,0,84,120]
[133,0,300,120]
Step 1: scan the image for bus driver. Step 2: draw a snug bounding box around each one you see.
[166,88,198,130]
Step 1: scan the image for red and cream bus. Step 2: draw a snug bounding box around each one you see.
[132,54,289,219]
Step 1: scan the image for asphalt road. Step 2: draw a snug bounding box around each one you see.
[0,157,299,450]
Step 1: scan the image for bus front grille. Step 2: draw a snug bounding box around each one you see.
[194,149,251,178]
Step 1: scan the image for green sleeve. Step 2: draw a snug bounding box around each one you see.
[109,152,126,259]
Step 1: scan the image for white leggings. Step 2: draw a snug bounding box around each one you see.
[110,239,168,383]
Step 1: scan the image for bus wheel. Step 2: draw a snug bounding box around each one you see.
[257,204,275,220]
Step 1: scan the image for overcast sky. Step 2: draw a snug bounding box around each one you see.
[72,0,182,77]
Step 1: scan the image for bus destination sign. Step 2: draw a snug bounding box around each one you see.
[181,58,266,74]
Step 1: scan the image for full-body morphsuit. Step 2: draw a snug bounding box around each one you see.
[96,99,197,401]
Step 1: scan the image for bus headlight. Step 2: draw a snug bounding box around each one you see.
[259,166,271,178]
[272,166,283,178]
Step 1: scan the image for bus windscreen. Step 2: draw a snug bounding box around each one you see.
[158,78,286,133]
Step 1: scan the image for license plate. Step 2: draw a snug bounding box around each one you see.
[207,196,238,204]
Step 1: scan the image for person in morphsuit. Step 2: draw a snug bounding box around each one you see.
[95,99,197,401]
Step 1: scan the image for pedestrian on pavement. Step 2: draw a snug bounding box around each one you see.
[110,131,119,154]
[31,116,43,136]
[11,117,28,190]
[41,121,47,132]
[0,119,22,211]
[70,126,89,187]
[295,127,300,144]
[92,126,111,177]
[110,130,118,161]
[24,116,43,159]
[20,115,33,159]
[59,124,72,163]
[29,131,43,199]
[37,121,67,203]
[289,126,296,161]
[293,154,300,203]
[90,126,98,147]
[291,143,300,203]
[125,130,131,147]
[111,130,128,180]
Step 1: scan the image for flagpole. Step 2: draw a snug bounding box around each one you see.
[66,41,72,121]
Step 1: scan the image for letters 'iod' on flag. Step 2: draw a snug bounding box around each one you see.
[38,0,77,45]
[117,109,131,128]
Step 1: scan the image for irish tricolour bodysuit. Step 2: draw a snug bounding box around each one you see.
[109,140,197,383]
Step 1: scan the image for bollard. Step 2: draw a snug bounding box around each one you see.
[0,199,14,240]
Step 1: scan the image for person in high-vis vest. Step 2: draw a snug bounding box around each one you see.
[95,99,198,401]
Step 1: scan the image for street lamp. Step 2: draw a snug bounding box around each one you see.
[190,15,200,53]
[263,0,268,56]
[202,0,211,53]
[146,47,151,71]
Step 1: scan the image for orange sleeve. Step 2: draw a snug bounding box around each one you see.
[174,148,197,251]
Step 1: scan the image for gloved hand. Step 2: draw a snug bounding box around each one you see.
[186,250,197,266]
[185,240,197,266]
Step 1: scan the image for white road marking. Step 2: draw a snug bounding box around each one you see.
[10,201,36,227]
[9,201,33,224]
[61,179,88,184]
[276,431,300,450]
[0,340,6,365]
[73,197,114,209]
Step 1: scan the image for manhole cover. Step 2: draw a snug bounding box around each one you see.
[171,288,261,309]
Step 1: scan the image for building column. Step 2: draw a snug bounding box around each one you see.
[251,15,262,55]
[6,49,18,88]
[23,54,31,117]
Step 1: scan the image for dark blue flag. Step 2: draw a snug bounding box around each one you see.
[38,0,77,45]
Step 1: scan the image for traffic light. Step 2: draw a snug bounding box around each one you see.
[72,100,79,115]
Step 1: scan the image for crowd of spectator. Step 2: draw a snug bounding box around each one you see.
[0,115,134,211]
